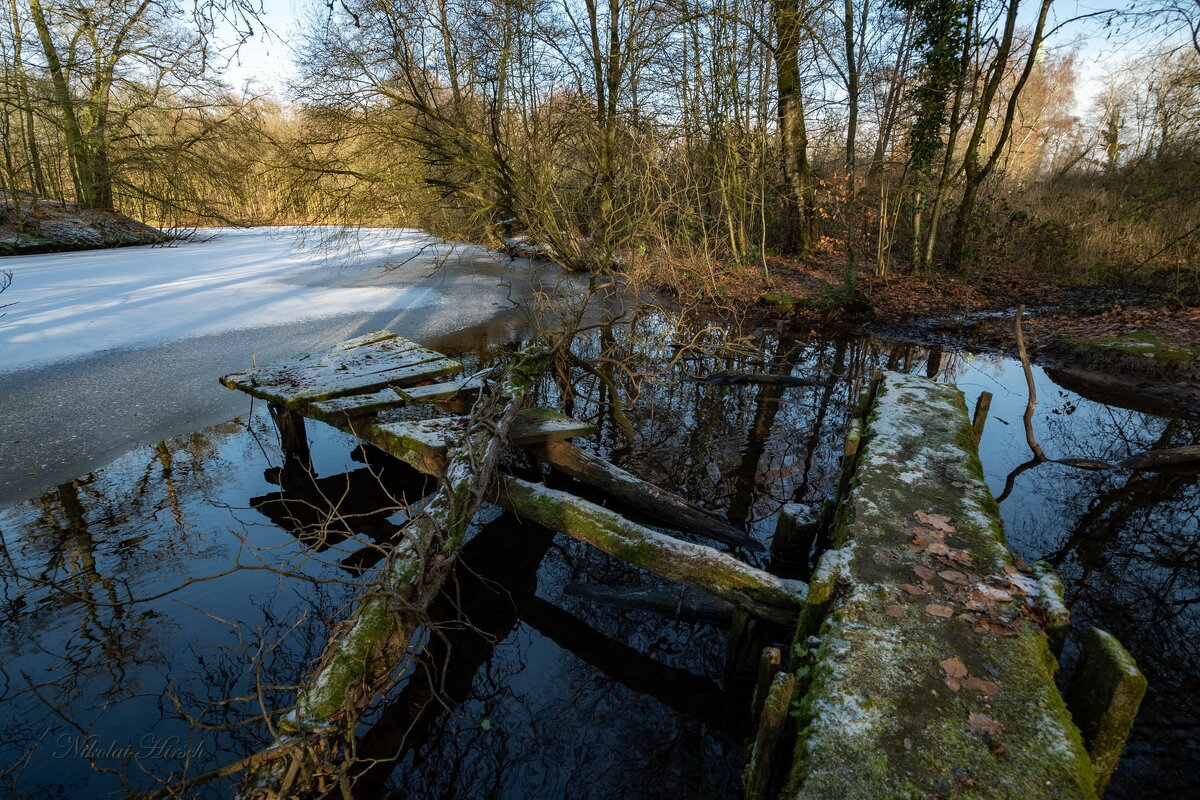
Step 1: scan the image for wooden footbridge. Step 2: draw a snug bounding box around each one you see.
[216,331,1145,800]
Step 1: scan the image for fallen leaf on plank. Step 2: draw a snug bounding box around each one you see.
[963,676,1000,696]
[941,657,968,679]
[967,712,1004,736]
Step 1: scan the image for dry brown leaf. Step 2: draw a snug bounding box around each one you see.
[962,676,1000,696]
[914,564,937,581]
[926,542,951,556]
[915,511,955,532]
[900,583,927,596]
[967,712,1004,736]
[884,604,905,618]
[925,604,955,618]
[941,657,968,679]
[944,676,962,692]
[939,570,968,584]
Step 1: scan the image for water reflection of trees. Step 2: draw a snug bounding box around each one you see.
[0,416,361,796]
[993,398,1200,799]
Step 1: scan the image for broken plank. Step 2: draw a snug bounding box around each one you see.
[526,439,763,551]
[401,375,485,403]
[493,474,808,624]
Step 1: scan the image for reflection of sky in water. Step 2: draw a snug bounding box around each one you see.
[0,316,1195,798]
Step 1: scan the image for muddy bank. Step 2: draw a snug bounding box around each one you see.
[0,196,168,256]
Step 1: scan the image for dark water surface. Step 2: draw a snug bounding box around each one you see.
[0,314,1195,798]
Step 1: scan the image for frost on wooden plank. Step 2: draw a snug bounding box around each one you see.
[308,387,409,420]
[785,371,1097,800]
[219,329,463,407]
[402,375,486,403]
[355,408,593,478]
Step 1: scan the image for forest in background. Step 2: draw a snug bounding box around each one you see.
[0,0,1197,303]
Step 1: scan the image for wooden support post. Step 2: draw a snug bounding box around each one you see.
[972,390,993,444]
[837,418,863,497]
[725,608,763,680]
[744,670,795,800]
[1065,627,1147,797]
[268,402,312,484]
[753,647,783,719]
[771,502,821,571]
[269,403,310,465]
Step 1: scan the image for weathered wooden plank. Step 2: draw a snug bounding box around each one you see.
[402,375,485,403]
[220,330,462,408]
[525,439,764,552]
[360,410,594,474]
[305,376,487,422]
[782,371,1098,799]
[492,475,808,624]
[307,387,409,420]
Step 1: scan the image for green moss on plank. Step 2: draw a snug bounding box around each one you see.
[783,372,1097,800]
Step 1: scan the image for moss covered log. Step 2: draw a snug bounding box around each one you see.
[493,475,808,624]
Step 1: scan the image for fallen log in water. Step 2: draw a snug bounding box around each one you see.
[492,475,808,624]
[526,439,764,552]
[683,369,822,387]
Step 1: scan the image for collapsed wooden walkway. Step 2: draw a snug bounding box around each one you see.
[218,331,1145,800]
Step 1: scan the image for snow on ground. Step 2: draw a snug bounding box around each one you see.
[0,227,489,372]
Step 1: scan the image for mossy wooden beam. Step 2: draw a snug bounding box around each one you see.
[307,376,489,423]
[783,371,1099,800]
[1064,627,1147,796]
[492,475,808,624]
[525,439,763,551]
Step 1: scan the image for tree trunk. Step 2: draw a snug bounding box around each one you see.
[773,0,818,253]
[946,0,1052,270]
